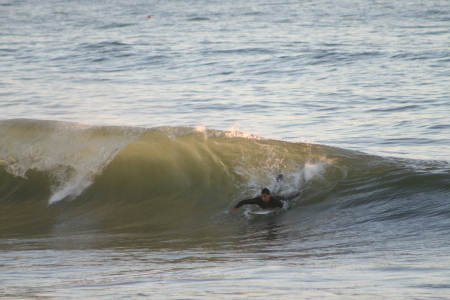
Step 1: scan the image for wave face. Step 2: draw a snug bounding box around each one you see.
[1,119,449,239]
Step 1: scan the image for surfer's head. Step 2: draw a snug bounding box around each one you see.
[261,188,271,202]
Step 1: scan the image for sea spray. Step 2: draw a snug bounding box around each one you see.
[0,119,144,204]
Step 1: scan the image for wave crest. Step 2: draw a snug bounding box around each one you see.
[1,119,449,237]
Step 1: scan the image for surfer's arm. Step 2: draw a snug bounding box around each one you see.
[229,198,258,212]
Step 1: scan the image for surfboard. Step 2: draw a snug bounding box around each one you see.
[248,209,278,216]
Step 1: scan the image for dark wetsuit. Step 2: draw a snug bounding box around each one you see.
[233,195,285,210]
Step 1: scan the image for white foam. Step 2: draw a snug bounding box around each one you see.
[48,173,93,204]
[224,125,261,140]
[194,125,208,140]
[302,162,326,182]
[194,125,206,133]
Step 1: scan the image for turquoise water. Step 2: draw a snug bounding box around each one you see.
[1,0,450,298]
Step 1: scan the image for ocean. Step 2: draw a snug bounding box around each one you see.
[1,0,450,298]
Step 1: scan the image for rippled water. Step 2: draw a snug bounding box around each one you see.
[1,0,450,298]
[2,0,449,159]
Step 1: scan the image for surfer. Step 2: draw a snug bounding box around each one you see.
[229,175,301,213]
[229,188,286,212]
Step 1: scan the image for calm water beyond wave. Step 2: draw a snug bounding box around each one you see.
[1,0,450,299]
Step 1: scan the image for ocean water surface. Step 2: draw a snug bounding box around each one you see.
[1,0,450,298]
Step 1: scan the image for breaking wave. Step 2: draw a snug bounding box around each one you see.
[1,119,449,238]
